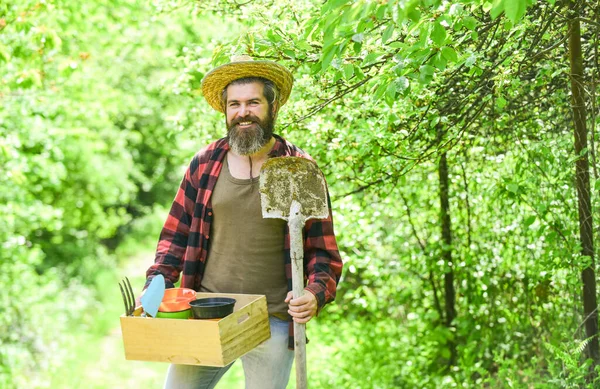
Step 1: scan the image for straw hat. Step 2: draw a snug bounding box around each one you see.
[201,55,294,113]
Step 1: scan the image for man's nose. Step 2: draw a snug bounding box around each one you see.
[238,104,249,117]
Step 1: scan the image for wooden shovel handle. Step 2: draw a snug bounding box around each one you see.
[293,321,307,388]
[289,204,308,389]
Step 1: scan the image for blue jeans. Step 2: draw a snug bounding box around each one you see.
[163,316,294,389]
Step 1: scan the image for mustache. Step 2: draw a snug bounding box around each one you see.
[230,115,261,126]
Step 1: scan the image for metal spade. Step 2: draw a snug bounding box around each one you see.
[259,156,329,389]
[140,274,165,318]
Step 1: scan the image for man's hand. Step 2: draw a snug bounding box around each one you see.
[285,291,318,324]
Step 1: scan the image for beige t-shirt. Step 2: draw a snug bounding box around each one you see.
[199,157,289,318]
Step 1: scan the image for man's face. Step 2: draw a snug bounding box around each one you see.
[225,81,276,156]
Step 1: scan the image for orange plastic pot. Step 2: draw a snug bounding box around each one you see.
[158,288,197,312]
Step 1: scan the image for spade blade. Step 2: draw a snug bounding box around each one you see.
[259,156,328,222]
[140,274,165,318]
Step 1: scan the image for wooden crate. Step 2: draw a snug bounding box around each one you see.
[120,293,270,367]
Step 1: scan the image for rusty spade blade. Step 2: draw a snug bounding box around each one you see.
[259,156,329,389]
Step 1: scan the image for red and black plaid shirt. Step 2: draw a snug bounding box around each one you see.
[145,135,342,348]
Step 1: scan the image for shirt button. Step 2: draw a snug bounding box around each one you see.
[205,234,209,239]
[208,212,213,216]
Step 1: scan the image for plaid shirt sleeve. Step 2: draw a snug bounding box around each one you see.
[303,190,343,311]
[144,155,200,289]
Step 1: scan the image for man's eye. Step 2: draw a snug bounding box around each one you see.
[229,103,239,107]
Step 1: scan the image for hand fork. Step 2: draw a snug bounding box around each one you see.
[118,277,135,316]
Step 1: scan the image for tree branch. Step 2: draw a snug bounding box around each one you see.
[282,76,372,128]
[400,193,444,321]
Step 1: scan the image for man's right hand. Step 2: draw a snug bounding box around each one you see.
[285,290,318,324]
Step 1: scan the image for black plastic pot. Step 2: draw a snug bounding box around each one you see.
[189,297,236,319]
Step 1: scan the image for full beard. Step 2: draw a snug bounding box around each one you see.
[226,113,274,156]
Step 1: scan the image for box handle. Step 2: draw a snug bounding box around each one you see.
[237,313,250,324]
[168,355,201,365]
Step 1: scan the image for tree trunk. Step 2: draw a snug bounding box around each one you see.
[438,149,457,366]
[568,0,600,366]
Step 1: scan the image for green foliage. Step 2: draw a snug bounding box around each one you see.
[185,0,600,387]
[0,0,239,385]
[3,0,600,387]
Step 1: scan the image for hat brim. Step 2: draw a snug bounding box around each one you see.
[201,60,293,113]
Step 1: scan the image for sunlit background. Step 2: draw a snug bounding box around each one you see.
[3,0,600,388]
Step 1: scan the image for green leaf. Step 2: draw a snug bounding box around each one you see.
[537,204,548,215]
[266,29,282,43]
[389,41,405,49]
[506,183,519,194]
[407,7,421,22]
[362,52,380,65]
[296,40,312,51]
[341,2,362,22]
[408,18,425,36]
[382,24,395,44]
[419,65,435,84]
[420,65,435,75]
[283,49,296,59]
[343,63,354,80]
[419,24,429,46]
[524,215,537,227]
[496,96,507,109]
[302,16,321,40]
[321,44,337,71]
[310,62,321,75]
[385,81,397,107]
[333,70,343,83]
[432,52,447,71]
[354,65,366,80]
[490,0,504,20]
[441,47,458,62]
[430,22,447,46]
[373,81,388,101]
[504,0,526,23]
[376,4,387,20]
[322,0,350,15]
[386,82,397,100]
[463,16,478,30]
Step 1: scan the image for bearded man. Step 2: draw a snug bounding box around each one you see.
[140,56,343,389]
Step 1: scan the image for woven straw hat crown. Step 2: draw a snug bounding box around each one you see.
[201,55,294,113]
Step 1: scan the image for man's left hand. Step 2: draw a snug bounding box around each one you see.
[285,291,317,324]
